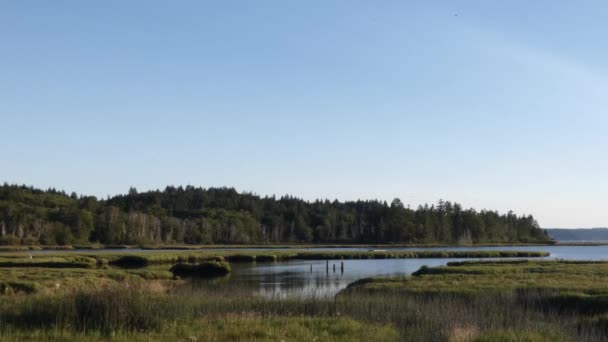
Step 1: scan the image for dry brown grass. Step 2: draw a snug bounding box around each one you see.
[447,324,479,342]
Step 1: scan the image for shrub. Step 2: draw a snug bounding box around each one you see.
[0,235,20,246]
[412,265,430,276]
[255,254,277,262]
[110,255,149,268]
[170,261,231,278]
[20,236,39,246]
[225,254,256,262]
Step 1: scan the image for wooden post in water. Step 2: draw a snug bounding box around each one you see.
[310,264,313,273]
[341,261,344,274]
[333,264,336,273]
[326,260,329,273]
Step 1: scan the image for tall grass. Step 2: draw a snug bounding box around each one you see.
[1,281,607,341]
[6,257,608,340]
[0,284,176,334]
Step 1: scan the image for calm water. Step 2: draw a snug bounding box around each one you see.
[178,245,608,298]
[21,245,608,297]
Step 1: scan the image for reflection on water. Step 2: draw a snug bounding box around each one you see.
[186,258,523,298]
[231,260,353,298]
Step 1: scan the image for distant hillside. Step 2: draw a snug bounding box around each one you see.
[546,228,608,241]
[0,183,550,246]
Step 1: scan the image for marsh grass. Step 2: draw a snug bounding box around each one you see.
[0,283,397,340]
[0,283,173,334]
[376,260,608,297]
[0,316,398,342]
[0,266,174,295]
[0,281,39,294]
[6,254,608,341]
[0,281,605,341]
[342,260,608,340]
[0,256,98,268]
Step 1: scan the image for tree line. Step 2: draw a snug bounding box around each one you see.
[0,184,550,245]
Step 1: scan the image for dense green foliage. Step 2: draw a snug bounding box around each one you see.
[0,184,550,245]
[169,261,231,278]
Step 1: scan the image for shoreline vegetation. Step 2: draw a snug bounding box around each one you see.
[5,240,608,253]
[0,249,551,268]
[0,249,550,299]
[0,242,563,252]
[2,240,608,253]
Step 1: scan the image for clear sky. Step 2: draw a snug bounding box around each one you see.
[2,1,607,228]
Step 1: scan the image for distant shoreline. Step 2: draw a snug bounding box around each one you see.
[5,240,608,253]
[3,241,606,252]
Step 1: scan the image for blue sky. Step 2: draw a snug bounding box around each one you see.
[1,1,607,228]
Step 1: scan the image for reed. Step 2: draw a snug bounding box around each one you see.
[1,280,606,340]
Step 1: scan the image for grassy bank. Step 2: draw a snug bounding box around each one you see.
[0,255,99,268]
[0,266,174,295]
[340,260,608,340]
[346,260,608,296]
